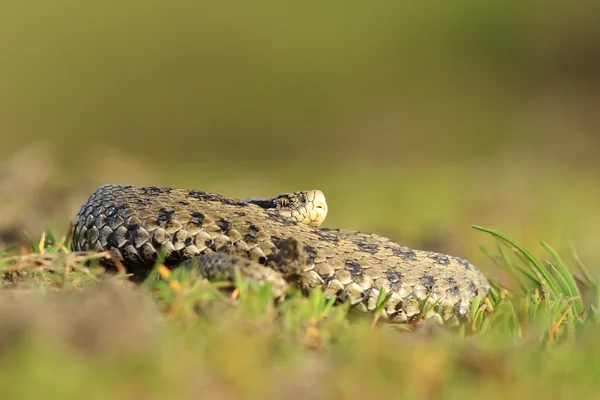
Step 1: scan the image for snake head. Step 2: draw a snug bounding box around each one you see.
[245,190,328,227]
[275,190,328,228]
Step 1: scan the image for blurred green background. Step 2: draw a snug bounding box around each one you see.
[2,0,600,279]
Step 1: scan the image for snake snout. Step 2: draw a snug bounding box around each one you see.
[308,190,328,227]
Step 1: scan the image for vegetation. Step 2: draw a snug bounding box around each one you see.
[0,224,598,399]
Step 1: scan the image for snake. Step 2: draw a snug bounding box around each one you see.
[70,184,491,326]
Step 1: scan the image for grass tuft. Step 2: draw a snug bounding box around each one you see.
[0,226,599,397]
[472,224,598,343]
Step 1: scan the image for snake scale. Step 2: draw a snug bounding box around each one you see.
[71,184,490,326]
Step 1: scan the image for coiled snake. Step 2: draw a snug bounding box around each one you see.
[71,184,490,325]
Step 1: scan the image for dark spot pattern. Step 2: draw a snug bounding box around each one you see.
[156,208,175,225]
[385,269,403,284]
[389,299,405,313]
[420,273,436,289]
[104,205,117,217]
[344,260,363,278]
[124,219,139,229]
[216,218,231,232]
[243,224,260,243]
[186,189,209,198]
[190,212,205,226]
[392,247,417,260]
[142,186,173,196]
[316,230,340,243]
[124,224,140,242]
[269,236,284,248]
[105,204,126,226]
[356,241,379,254]
[445,277,457,285]
[105,232,118,248]
[467,280,478,296]
[303,245,317,264]
[427,252,450,265]
[133,197,151,207]
[245,198,277,209]
[454,257,472,270]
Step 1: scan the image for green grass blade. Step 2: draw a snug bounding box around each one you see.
[566,238,595,288]
[23,232,37,253]
[495,239,539,291]
[541,242,584,316]
[472,225,561,295]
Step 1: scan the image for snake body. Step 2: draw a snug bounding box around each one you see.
[71,184,490,325]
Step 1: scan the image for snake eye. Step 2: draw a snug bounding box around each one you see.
[277,196,290,208]
[298,193,307,203]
